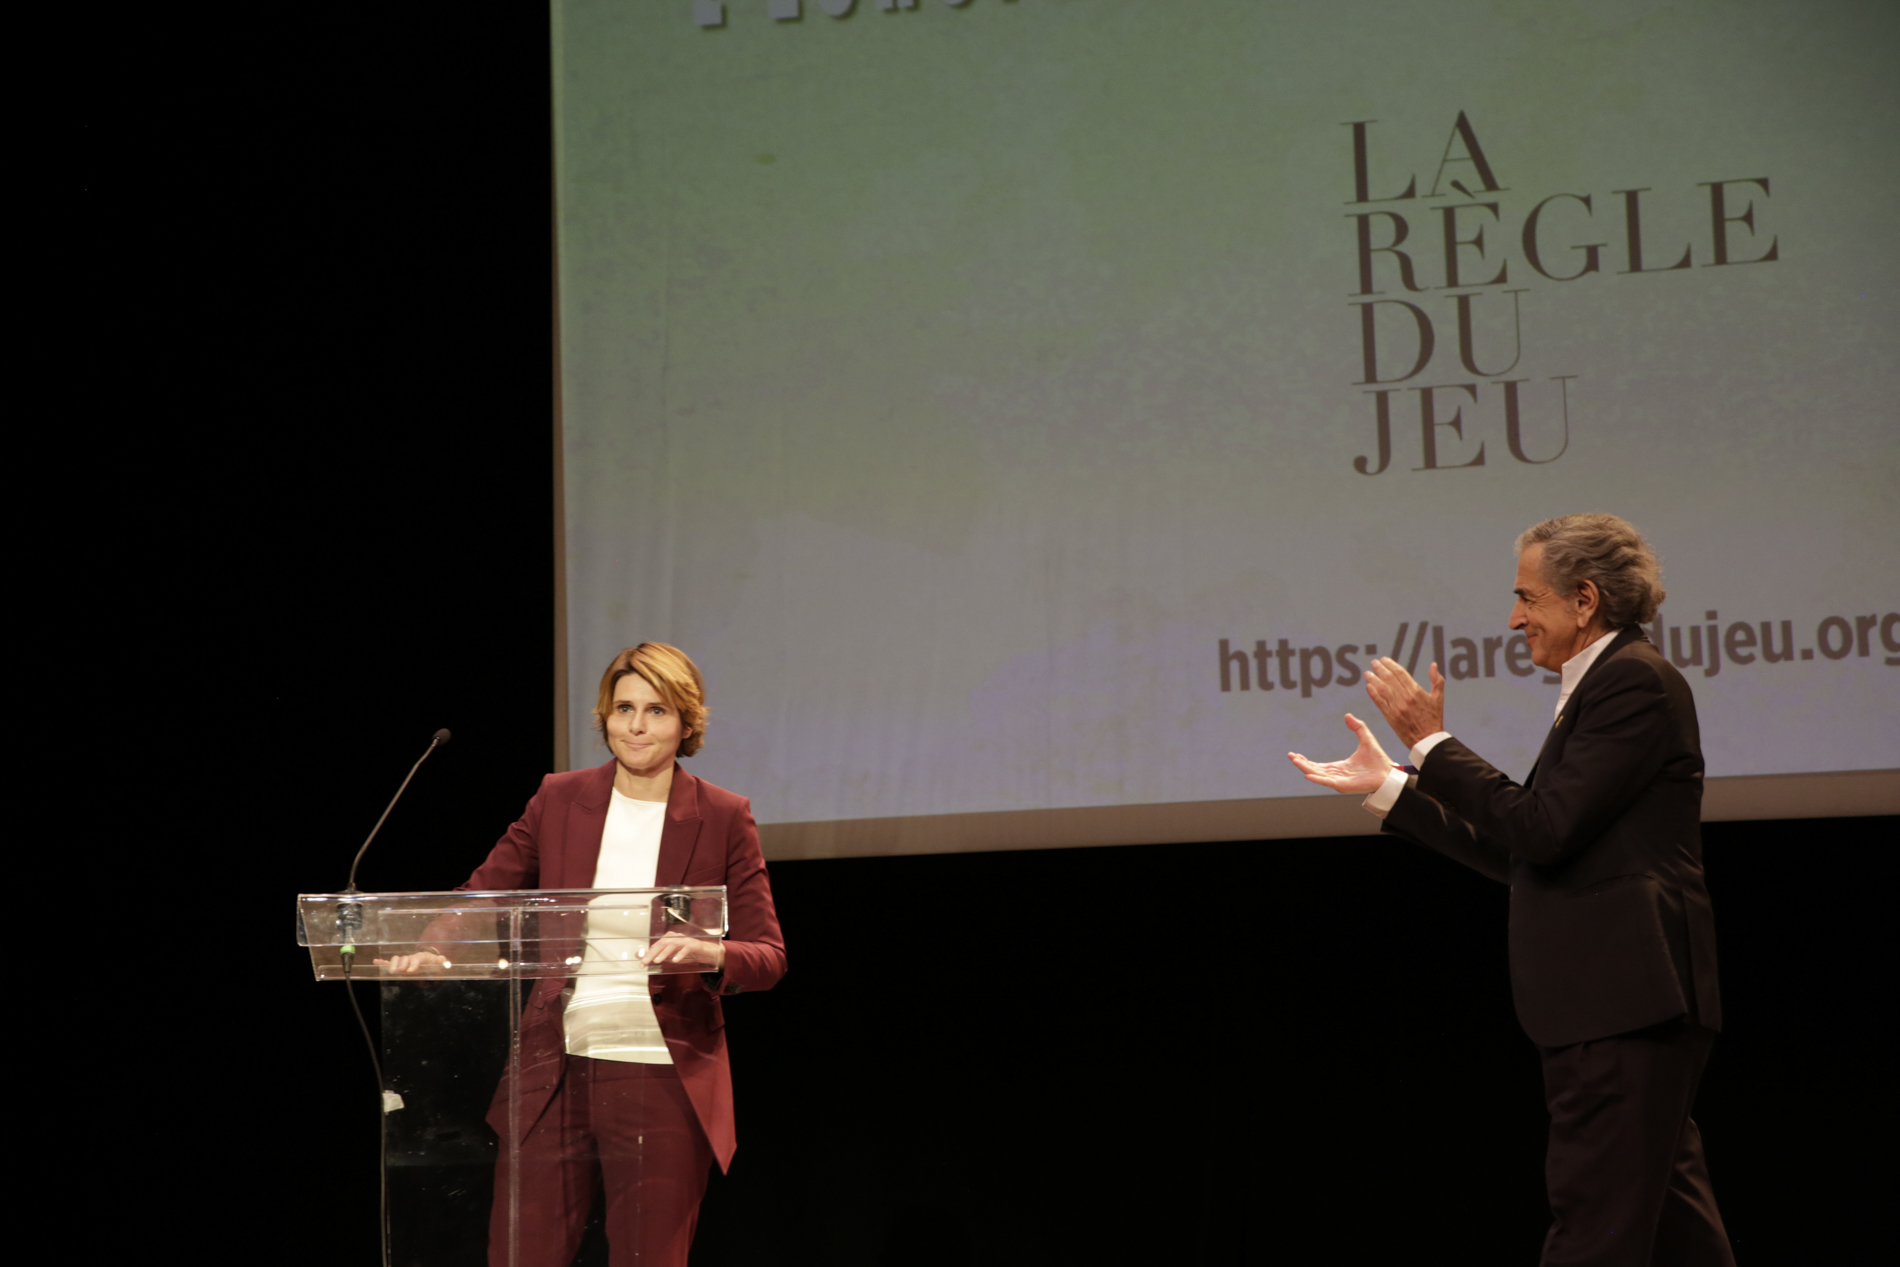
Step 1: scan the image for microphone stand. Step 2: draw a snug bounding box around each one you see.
[336,728,451,1267]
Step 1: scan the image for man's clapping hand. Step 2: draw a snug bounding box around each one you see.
[1364,657,1445,749]
[1287,712,1397,795]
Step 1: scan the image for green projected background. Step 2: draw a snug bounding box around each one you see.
[555,0,1898,839]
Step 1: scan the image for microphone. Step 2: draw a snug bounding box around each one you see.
[342,728,452,901]
[333,726,448,1267]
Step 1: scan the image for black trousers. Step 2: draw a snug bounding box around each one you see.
[1538,1020,1735,1266]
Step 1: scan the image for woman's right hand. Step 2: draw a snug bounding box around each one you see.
[374,951,453,974]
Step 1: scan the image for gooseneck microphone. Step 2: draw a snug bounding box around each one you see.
[334,728,450,1267]
[339,728,450,959]
[344,728,452,895]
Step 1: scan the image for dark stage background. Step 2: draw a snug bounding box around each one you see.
[230,6,1887,1263]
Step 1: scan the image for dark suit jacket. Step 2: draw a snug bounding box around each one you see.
[461,760,787,1172]
[1384,627,1721,1048]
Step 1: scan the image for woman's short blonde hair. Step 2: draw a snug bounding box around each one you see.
[592,643,708,758]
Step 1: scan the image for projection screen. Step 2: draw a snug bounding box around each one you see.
[552,0,1900,858]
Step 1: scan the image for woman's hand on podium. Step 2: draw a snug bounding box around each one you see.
[375,950,452,974]
[639,934,726,972]
[1287,712,1396,795]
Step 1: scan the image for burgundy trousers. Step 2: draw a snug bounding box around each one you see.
[490,1056,715,1267]
[1538,1021,1736,1267]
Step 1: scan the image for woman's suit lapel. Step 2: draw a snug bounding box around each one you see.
[656,764,705,886]
[557,762,616,888]
[557,761,705,888]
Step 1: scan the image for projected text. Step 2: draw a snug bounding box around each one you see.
[1341,114,1778,476]
[693,0,1001,27]
[1218,609,1898,698]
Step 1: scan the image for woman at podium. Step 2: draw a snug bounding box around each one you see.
[386,642,787,1267]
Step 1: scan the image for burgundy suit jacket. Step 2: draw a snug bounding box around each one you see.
[461,760,787,1172]
[1383,627,1721,1048]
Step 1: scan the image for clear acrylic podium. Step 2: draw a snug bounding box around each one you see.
[297,887,729,1266]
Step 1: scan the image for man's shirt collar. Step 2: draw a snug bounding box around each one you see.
[1555,627,1622,719]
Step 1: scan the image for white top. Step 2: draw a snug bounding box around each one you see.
[562,789,675,1064]
[1364,627,1623,818]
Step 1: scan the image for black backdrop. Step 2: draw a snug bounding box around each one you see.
[225,6,1887,1263]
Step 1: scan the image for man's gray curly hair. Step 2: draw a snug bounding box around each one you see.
[1516,513,1666,628]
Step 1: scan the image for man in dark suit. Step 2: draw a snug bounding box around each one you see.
[1290,513,1735,1266]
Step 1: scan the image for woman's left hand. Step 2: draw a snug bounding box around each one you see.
[640,934,727,972]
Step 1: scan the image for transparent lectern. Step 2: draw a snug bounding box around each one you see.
[297,887,728,1266]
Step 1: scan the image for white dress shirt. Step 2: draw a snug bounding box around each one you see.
[1363,628,1622,819]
